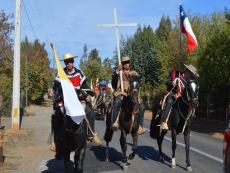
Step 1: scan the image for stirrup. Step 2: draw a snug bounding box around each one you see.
[111,122,119,131]
[158,122,168,131]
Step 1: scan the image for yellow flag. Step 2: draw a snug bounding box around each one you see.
[96,78,99,83]
[49,43,85,124]
[91,79,93,89]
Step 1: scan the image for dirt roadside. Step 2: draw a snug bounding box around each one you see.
[0,100,226,172]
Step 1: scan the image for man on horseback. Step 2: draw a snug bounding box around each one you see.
[53,53,96,159]
[111,56,146,135]
[159,64,199,131]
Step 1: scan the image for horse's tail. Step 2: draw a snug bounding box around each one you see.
[150,99,161,139]
[103,107,114,142]
[47,113,55,144]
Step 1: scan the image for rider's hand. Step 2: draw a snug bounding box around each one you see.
[117,64,122,72]
[172,78,178,87]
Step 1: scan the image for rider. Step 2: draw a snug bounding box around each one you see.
[53,53,95,159]
[159,64,199,131]
[111,56,146,135]
[99,78,107,90]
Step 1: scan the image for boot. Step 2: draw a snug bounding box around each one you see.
[111,99,120,131]
[54,142,63,160]
[138,104,145,135]
[50,142,56,152]
[159,100,173,131]
[138,125,146,135]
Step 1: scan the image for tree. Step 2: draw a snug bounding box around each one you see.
[155,15,172,42]
[88,48,101,64]
[20,37,53,103]
[0,10,14,117]
[79,44,87,69]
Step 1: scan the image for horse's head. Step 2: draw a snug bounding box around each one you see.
[101,88,107,102]
[90,96,96,108]
[185,77,199,108]
[129,75,141,105]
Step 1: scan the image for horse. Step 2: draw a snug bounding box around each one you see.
[51,94,88,173]
[150,77,199,172]
[104,75,142,171]
[97,87,109,121]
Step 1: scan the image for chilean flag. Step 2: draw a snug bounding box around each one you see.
[180,3,198,54]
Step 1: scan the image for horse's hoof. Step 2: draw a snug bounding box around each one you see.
[159,156,164,163]
[171,164,176,169]
[187,166,192,172]
[123,165,128,171]
[128,154,134,160]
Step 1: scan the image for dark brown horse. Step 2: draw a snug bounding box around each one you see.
[150,77,199,172]
[104,75,142,171]
[97,87,110,121]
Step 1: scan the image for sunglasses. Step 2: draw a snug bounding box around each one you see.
[64,59,74,64]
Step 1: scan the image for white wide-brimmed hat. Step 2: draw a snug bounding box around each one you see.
[121,56,131,62]
[60,53,78,61]
[184,64,199,77]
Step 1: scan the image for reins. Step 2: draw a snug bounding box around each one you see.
[127,104,139,134]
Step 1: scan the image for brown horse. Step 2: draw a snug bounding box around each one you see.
[97,87,110,121]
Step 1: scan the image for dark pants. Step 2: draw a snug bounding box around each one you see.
[160,93,175,124]
[85,103,95,137]
[111,95,145,127]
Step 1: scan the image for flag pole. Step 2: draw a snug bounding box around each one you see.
[179,3,182,93]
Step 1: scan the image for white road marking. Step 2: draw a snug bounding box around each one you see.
[143,128,223,163]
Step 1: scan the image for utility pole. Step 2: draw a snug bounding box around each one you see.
[26,54,28,108]
[12,0,21,130]
[49,52,59,78]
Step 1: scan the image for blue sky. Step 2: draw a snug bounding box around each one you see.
[1,0,229,69]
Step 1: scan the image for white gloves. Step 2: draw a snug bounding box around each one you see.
[172,78,179,87]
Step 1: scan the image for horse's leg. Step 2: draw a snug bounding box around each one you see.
[129,132,138,160]
[63,149,71,173]
[75,146,86,173]
[158,130,168,163]
[184,130,192,172]
[104,107,107,121]
[171,128,177,169]
[106,141,110,161]
[120,128,128,171]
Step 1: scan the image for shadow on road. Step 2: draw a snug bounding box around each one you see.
[126,142,186,170]
[41,158,74,173]
[89,145,124,171]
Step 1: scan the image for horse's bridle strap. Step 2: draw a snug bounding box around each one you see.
[127,104,139,134]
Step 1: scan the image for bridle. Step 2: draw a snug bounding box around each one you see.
[181,80,198,106]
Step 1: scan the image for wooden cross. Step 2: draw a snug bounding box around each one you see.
[97,8,137,92]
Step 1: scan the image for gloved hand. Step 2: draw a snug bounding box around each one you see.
[172,78,179,87]
[75,86,80,90]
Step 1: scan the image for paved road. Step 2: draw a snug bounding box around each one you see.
[38,111,223,173]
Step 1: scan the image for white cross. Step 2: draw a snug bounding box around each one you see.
[97,8,137,92]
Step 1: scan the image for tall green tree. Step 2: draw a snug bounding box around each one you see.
[79,44,87,69]
[155,15,172,42]
[0,10,14,117]
[88,48,101,64]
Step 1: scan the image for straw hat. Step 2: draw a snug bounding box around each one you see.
[184,64,199,77]
[60,53,78,61]
[121,56,131,62]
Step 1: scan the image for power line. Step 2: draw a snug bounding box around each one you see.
[22,0,36,39]
[33,0,48,40]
